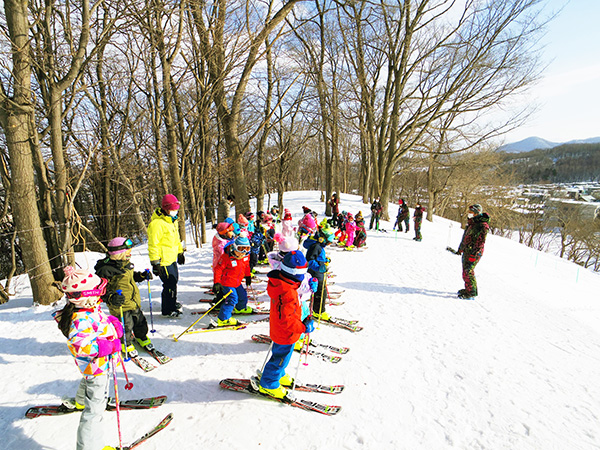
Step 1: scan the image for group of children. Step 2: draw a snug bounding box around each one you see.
[393,198,426,242]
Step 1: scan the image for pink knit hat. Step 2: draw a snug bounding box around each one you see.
[61,266,107,307]
[161,194,180,211]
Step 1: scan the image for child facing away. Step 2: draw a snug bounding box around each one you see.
[213,234,254,326]
[303,223,335,320]
[255,251,315,400]
[212,222,235,272]
[53,266,123,450]
[95,237,154,358]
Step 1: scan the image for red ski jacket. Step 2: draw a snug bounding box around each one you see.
[214,251,250,287]
[266,272,305,345]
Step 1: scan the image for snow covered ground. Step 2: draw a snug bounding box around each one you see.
[1,190,600,450]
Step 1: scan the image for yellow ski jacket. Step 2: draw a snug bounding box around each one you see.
[147,208,183,266]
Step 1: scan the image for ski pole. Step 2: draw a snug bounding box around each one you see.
[117,291,129,362]
[118,352,133,390]
[259,341,273,375]
[293,293,314,393]
[111,355,123,450]
[173,289,232,341]
[146,269,156,333]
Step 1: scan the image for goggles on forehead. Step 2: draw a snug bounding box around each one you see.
[107,238,133,252]
[65,278,108,299]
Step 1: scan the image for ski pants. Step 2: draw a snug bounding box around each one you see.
[414,219,422,240]
[308,269,326,315]
[217,284,248,321]
[76,373,110,450]
[369,214,380,230]
[462,253,481,295]
[159,262,179,315]
[122,308,149,347]
[260,343,295,389]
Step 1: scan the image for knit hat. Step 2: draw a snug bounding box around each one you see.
[347,213,354,220]
[281,250,308,283]
[107,237,133,256]
[61,266,107,308]
[238,214,249,227]
[283,209,292,221]
[279,235,299,253]
[224,217,234,225]
[232,234,250,254]
[216,222,234,236]
[232,223,241,235]
[244,211,255,221]
[302,206,311,214]
[469,204,483,216]
[161,194,180,211]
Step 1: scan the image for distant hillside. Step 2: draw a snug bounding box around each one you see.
[499,136,600,153]
[499,142,600,183]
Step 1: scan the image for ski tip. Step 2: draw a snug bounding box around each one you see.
[172,334,179,341]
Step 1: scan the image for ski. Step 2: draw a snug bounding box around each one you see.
[327,292,343,299]
[251,333,349,355]
[219,378,341,416]
[116,412,173,450]
[250,335,342,363]
[253,372,344,394]
[144,348,172,365]
[25,396,167,419]
[183,317,269,335]
[315,316,363,333]
[129,355,156,372]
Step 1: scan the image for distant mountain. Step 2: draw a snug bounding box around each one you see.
[499,136,600,153]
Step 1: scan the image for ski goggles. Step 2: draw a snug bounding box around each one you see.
[107,238,133,252]
[234,245,251,254]
[65,278,108,299]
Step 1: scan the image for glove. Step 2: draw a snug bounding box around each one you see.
[177,253,185,265]
[151,263,161,276]
[107,315,124,339]
[303,317,315,334]
[245,276,252,287]
[143,270,153,280]
[212,283,222,294]
[309,277,318,293]
[326,257,331,264]
[318,264,328,273]
[96,338,122,357]
[109,292,125,307]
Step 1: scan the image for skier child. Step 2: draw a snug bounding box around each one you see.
[256,251,316,400]
[95,237,154,359]
[354,211,367,248]
[54,266,123,450]
[344,213,357,250]
[213,234,254,326]
[413,203,425,241]
[304,224,334,320]
[394,199,410,232]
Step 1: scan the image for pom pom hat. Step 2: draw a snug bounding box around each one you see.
[61,266,107,308]
[217,222,234,235]
[281,250,308,282]
[161,194,180,211]
[279,236,299,253]
[238,214,249,226]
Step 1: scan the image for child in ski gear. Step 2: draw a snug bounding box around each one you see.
[281,209,295,237]
[304,224,334,320]
[344,213,357,249]
[413,203,425,241]
[245,211,256,234]
[270,205,280,223]
[354,211,367,248]
[297,207,317,242]
[262,213,276,252]
[147,194,185,317]
[369,197,382,230]
[213,234,253,326]
[212,222,235,271]
[95,237,154,359]
[259,251,315,400]
[394,199,410,232]
[54,266,123,450]
[457,204,490,299]
[249,225,265,272]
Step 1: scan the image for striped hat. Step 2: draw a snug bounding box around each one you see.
[281,251,308,282]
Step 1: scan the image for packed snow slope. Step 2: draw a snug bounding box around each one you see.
[1,191,600,450]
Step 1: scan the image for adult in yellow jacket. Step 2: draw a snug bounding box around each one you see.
[148,194,185,317]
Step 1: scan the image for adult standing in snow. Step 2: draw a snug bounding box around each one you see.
[328,193,340,226]
[394,199,410,232]
[457,204,490,299]
[53,266,122,450]
[147,194,185,317]
[217,194,235,223]
[369,197,382,230]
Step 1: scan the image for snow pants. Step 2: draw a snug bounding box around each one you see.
[260,343,295,389]
[159,262,179,315]
[414,218,422,240]
[369,214,380,230]
[346,230,355,247]
[461,253,481,295]
[308,269,326,315]
[122,308,149,347]
[217,285,248,321]
[75,373,110,450]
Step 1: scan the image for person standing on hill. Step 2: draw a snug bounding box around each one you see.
[218,194,235,223]
[413,203,425,241]
[147,194,185,317]
[328,193,340,227]
[394,199,410,232]
[369,197,382,230]
[456,204,490,299]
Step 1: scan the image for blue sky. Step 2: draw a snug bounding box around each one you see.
[503,0,600,143]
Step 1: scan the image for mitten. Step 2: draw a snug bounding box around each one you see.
[97,338,121,357]
[245,276,251,287]
[303,317,315,334]
[107,315,124,339]
[142,270,153,280]
[151,263,161,276]
[212,283,222,294]
[309,277,318,293]
[318,264,327,273]
[177,253,185,265]
[109,292,125,307]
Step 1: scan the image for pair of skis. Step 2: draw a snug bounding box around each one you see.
[251,334,348,364]
[314,314,363,332]
[176,317,269,337]
[219,377,342,416]
[129,347,172,373]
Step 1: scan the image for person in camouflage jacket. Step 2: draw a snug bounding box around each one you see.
[457,204,490,299]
